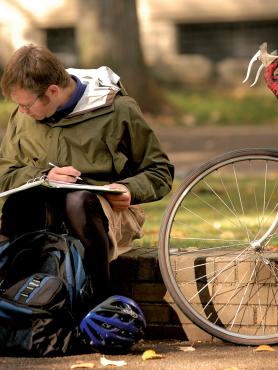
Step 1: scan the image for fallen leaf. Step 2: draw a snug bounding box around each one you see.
[100,356,127,367]
[264,245,278,252]
[70,363,95,369]
[178,345,195,352]
[254,344,275,352]
[171,228,187,238]
[223,367,240,370]
[142,349,163,360]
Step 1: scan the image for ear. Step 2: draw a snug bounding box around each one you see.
[46,84,60,97]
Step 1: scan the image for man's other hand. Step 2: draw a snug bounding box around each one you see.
[105,183,131,210]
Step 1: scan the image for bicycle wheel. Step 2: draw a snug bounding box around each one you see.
[159,148,278,345]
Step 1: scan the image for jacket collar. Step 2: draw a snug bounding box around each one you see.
[39,75,86,124]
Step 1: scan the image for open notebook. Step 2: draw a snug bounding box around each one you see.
[0,177,124,198]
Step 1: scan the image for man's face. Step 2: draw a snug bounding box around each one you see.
[11,86,59,121]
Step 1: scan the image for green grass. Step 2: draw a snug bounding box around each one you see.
[134,181,180,247]
[139,175,278,249]
[166,87,278,126]
[0,100,15,129]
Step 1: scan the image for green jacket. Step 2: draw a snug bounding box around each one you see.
[0,95,174,204]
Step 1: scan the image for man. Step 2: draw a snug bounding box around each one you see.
[0,44,174,305]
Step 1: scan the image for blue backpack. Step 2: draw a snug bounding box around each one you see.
[0,230,93,356]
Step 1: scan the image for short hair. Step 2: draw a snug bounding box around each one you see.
[1,44,71,98]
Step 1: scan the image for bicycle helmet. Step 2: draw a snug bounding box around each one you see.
[79,295,146,353]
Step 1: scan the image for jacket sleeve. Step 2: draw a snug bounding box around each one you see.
[112,97,174,204]
[0,112,48,192]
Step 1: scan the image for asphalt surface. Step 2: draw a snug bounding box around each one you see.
[1,340,278,370]
[153,124,278,178]
[1,124,278,369]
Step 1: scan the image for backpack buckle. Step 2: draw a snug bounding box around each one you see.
[18,275,44,303]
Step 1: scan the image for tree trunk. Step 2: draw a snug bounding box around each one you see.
[76,0,172,114]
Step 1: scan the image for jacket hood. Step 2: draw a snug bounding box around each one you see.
[66,66,121,116]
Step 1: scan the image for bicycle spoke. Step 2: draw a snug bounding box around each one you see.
[170,239,248,249]
[201,254,253,312]
[258,254,278,283]
[177,248,254,287]
[190,190,242,230]
[218,170,254,237]
[214,265,257,328]
[188,246,253,302]
[232,165,253,242]
[171,247,252,273]
[230,258,259,328]
[253,262,265,334]
[202,178,250,234]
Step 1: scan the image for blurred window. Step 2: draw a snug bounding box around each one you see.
[177,20,278,61]
[45,27,77,66]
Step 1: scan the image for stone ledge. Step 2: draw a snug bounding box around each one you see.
[110,246,210,342]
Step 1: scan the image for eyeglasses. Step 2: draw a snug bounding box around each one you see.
[18,95,40,110]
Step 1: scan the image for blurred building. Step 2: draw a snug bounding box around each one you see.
[138,0,278,86]
[1,0,278,86]
[0,0,77,68]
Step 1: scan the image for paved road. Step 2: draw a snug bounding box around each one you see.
[1,340,278,370]
[152,124,278,178]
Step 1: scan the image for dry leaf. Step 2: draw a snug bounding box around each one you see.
[178,346,195,352]
[264,245,278,252]
[100,356,127,367]
[70,363,95,369]
[142,349,163,360]
[254,344,275,352]
[223,367,240,370]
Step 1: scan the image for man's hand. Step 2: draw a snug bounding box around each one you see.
[47,165,81,183]
[105,183,131,210]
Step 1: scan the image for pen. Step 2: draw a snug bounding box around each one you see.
[48,162,83,181]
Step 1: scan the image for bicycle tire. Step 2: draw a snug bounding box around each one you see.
[159,148,278,345]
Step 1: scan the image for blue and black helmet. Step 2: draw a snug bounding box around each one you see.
[79,295,146,352]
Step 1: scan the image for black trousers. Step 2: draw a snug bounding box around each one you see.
[0,188,111,305]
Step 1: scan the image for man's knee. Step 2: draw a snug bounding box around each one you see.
[65,191,107,226]
[66,190,97,210]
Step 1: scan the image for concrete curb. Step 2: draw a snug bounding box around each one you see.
[110,246,215,342]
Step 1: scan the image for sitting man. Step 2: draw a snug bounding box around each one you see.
[0,44,174,305]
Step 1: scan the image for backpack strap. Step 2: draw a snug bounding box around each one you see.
[15,274,44,304]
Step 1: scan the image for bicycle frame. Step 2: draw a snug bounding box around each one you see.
[251,211,278,250]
